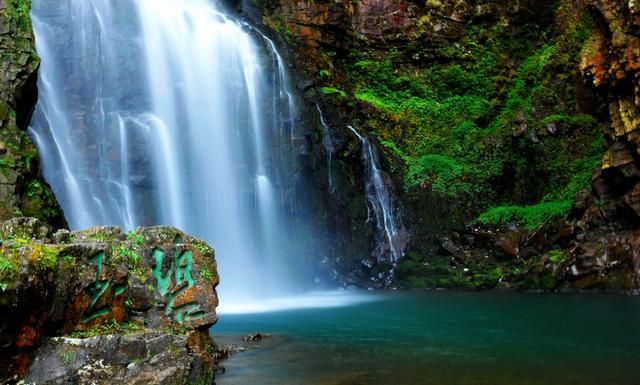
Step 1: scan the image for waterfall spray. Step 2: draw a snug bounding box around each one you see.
[29,0,304,304]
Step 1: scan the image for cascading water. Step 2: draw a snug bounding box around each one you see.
[316,104,336,193]
[28,0,303,304]
[348,126,407,264]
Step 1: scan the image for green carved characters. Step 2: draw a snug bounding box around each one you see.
[81,244,205,325]
[82,252,111,322]
[152,246,205,324]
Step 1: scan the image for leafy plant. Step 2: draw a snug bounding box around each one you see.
[477,201,573,229]
[126,231,145,247]
[68,320,143,338]
[200,265,214,283]
[548,250,567,264]
[321,87,347,98]
[114,245,141,266]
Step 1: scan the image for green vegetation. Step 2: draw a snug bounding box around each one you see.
[477,201,573,229]
[125,298,134,309]
[405,154,472,198]
[0,239,66,292]
[0,251,18,289]
[199,265,214,283]
[261,15,299,47]
[548,249,567,264]
[161,324,194,336]
[0,124,60,222]
[110,231,146,267]
[61,348,76,367]
[68,320,143,339]
[4,0,32,31]
[321,86,347,98]
[339,8,602,228]
[85,230,118,243]
[299,3,606,289]
[193,240,213,255]
[126,230,145,247]
[114,245,141,266]
[1,239,61,270]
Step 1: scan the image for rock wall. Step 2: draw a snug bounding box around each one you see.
[581,0,640,220]
[263,0,554,71]
[259,0,640,289]
[0,218,219,383]
[0,0,64,227]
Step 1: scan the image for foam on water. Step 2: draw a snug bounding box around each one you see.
[217,291,380,314]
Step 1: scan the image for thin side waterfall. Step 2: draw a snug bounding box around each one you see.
[316,104,335,193]
[348,126,407,264]
[28,0,303,304]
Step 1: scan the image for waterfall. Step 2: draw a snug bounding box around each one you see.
[316,104,335,193]
[348,126,407,264]
[28,0,303,303]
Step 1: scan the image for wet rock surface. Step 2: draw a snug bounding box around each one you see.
[25,330,215,385]
[0,2,64,226]
[257,0,640,291]
[580,0,640,221]
[410,210,640,292]
[0,217,219,384]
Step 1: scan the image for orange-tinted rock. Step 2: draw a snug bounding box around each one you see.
[581,0,640,219]
[601,141,636,171]
[0,218,219,380]
[496,229,526,258]
[268,0,546,70]
[352,0,418,41]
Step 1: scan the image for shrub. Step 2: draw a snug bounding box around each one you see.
[477,200,573,229]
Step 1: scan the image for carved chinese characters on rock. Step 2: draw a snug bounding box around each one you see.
[152,246,206,324]
[69,251,127,331]
[72,244,206,332]
[82,252,126,322]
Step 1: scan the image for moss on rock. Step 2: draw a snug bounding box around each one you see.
[0,0,65,227]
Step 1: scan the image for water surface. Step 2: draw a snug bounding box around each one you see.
[213,291,640,385]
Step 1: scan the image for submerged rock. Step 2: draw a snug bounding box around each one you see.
[242,332,271,342]
[0,218,219,384]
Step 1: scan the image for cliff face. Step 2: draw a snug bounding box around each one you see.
[263,0,554,70]
[259,0,640,289]
[0,0,636,290]
[0,0,64,227]
[581,0,640,219]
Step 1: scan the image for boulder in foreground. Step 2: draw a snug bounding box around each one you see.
[0,217,220,384]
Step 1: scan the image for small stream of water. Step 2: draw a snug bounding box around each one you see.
[348,126,407,264]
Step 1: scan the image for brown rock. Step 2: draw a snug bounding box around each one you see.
[0,219,219,379]
[26,332,216,385]
[580,0,640,220]
[601,141,635,170]
[624,182,640,217]
[496,229,526,258]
